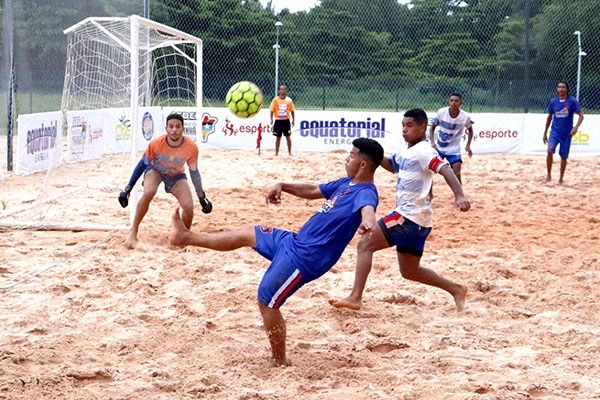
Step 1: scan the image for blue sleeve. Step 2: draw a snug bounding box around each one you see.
[573,97,582,113]
[353,187,378,213]
[547,98,554,114]
[126,156,148,188]
[318,177,348,199]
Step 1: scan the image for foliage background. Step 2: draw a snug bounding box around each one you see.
[1,0,599,125]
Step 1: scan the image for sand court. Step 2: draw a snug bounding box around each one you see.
[1,147,599,399]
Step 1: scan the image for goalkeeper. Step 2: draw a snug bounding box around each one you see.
[118,113,212,249]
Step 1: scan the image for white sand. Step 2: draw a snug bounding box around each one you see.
[1,146,599,399]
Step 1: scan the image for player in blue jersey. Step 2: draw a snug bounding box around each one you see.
[543,81,584,185]
[329,108,470,312]
[169,137,384,367]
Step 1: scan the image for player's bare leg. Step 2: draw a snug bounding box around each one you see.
[258,301,289,367]
[451,162,463,184]
[329,224,389,310]
[558,158,567,185]
[275,136,281,156]
[169,208,256,250]
[546,152,553,182]
[398,252,467,311]
[285,136,292,156]
[125,171,161,249]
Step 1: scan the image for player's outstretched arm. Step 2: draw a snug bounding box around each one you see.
[357,205,376,236]
[189,169,212,213]
[118,156,147,208]
[380,157,395,173]
[439,165,470,211]
[266,182,323,204]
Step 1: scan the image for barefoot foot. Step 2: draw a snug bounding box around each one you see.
[328,297,362,310]
[169,207,187,247]
[453,285,468,312]
[270,358,292,367]
[124,233,138,249]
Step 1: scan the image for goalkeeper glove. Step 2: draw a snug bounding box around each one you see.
[199,195,213,214]
[118,185,132,208]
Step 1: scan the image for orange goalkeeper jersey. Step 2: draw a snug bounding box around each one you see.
[145,134,198,176]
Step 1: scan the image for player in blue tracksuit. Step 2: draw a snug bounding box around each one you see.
[169,137,384,367]
[543,81,584,185]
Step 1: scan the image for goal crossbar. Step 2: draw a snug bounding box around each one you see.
[63,15,203,47]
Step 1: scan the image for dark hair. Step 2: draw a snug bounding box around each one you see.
[557,81,570,93]
[166,113,184,124]
[403,108,428,125]
[449,92,462,100]
[352,137,384,172]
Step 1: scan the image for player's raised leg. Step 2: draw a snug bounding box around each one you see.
[169,207,256,250]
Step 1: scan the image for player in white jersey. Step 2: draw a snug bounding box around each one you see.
[429,93,474,184]
[329,108,471,312]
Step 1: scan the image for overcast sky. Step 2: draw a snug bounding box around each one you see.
[259,0,321,14]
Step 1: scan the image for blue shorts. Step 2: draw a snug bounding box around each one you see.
[436,151,462,165]
[144,165,187,193]
[253,226,310,309]
[377,211,432,257]
[547,132,572,159]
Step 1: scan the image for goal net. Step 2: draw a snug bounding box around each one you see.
[1,16,203,232]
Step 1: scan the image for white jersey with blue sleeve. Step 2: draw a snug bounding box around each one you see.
[433,107,473,156]
[390,141,448,227]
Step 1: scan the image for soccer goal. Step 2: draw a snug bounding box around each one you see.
[59,15,203,227]
[0,16,203,232]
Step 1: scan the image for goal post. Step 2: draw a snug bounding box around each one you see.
[61,15,203,226]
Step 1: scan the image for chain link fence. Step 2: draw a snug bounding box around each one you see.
[2,0,599,131]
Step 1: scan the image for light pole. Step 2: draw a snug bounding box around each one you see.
[573,31,587,100]
[274,21,283,97]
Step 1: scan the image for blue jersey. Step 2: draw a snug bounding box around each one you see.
[291,177,378,278]
[547,96,581,138]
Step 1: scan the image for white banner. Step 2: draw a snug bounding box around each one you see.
[196,108,405,154]
[66,110,105,163]
[523,113,600,155]
[464,113,523,154]
[16,111,63,175]
[102,107,163,155]
[14,108,600,175]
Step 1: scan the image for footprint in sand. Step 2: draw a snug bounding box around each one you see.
[366,340,410,354]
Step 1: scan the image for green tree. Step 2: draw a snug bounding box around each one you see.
[152,0,276,98]
[13,0,137,92]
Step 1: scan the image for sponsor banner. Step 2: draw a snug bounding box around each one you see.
[66,110,105,163]
[523,113,600,155]
[14,109,600,175]
[462,113,523,154]
[162,108,201,142]
[200,108,405,153]
[16,111,63,175]
[103,107,162,154]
